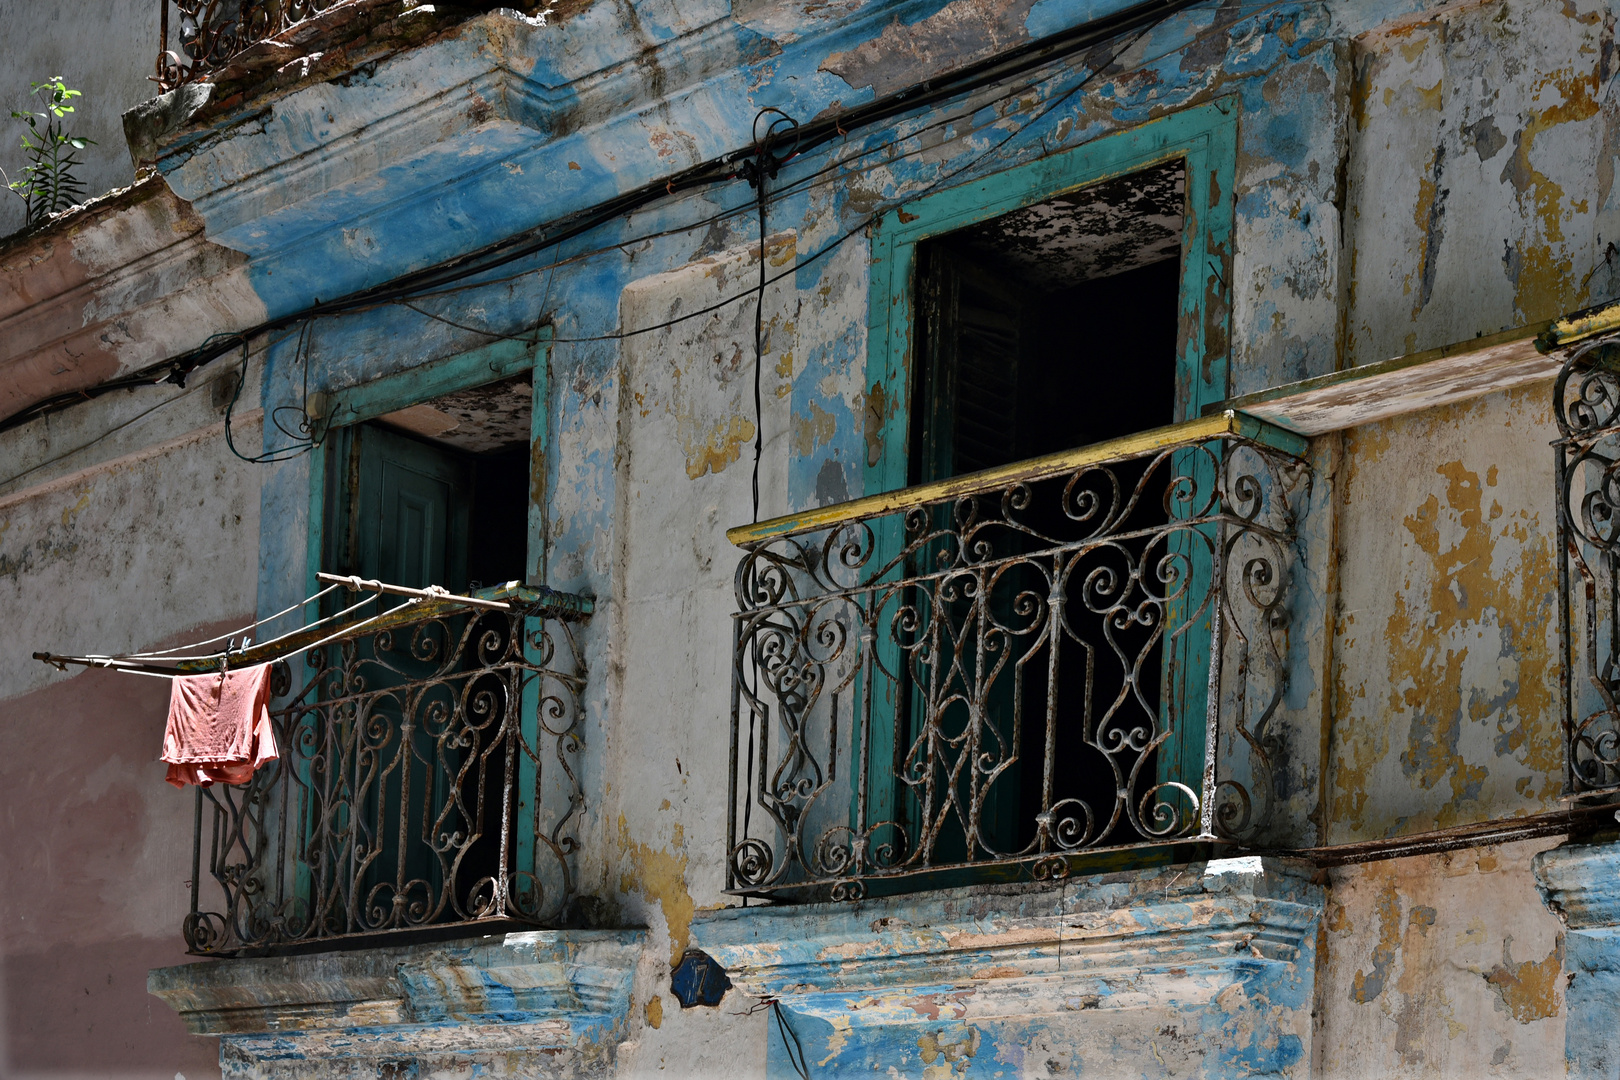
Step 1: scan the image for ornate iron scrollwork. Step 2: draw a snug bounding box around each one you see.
[1555,333,1620,794]
[726,428,1309,899]
[184,600,588,954]
[156,0,343,92]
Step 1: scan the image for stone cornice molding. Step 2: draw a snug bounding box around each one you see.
[1533,837,1620,1079]
[118,0,1149,307]
[692,859,1324,1074]
[148,929,645,1070]
[693,857,1323,1007]
[0,178,264,425]
[1534,835,1620,930]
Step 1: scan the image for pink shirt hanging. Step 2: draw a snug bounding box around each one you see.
[161,662,279,788]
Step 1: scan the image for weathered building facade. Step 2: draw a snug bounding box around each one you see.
[3,0,1620,1076]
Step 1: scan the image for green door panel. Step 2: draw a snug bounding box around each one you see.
[355,424,471,593]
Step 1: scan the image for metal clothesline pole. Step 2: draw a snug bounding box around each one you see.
[32,577,512,680]
[315,573,514,610]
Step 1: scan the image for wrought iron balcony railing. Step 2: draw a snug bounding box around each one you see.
[183,583,591,955]
[156,0,345,92]
[1556,330,1620,796]
[726,413,1310,901]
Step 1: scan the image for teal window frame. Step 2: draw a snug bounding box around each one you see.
[301,330,553,903]
[858,100,1238,850]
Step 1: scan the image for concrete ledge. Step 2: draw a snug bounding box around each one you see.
[149,929,645,1077]
[1535,838,1620,1080]
[692,858,1324,1077]
[1213,323,1557,436]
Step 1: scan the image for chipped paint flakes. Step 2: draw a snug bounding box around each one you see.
[1484,935,1564,1024]
[614,813,694,966]
[1320,841,1565,1076]
[1331,387,1562,838]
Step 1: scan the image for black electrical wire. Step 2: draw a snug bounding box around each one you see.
[2,2,1179,488]
[223,319,326,464]
[771,1000,811,1080]
[0,0,1198,440]
[746,107,802,524]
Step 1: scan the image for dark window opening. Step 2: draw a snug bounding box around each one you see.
[321,373,534,923]
[905,159,1186,861]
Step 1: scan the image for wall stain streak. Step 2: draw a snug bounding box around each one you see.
[615,813,694,966]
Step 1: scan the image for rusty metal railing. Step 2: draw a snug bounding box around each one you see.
[1555,330,1620,797]
[184,585,590,955]
[725,412,1309,901]
[155,0,346,92]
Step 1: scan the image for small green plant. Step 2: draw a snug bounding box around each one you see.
[3,76,94,226]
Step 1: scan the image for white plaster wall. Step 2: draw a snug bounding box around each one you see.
[600,234,799,1076]
[591,233,869,1076]
[0,0,159,239]
[0,415,263,699]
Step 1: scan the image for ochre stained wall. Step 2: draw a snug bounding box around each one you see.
[1327,384,1562,843]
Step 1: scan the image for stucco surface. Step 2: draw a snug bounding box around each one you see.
[1327,384,1563,842]
[0,0,1616,1076]
[1316,838,1567,1078]
[0,0,158,240]
[1343,0,1620,366]
[0,425,257,1077]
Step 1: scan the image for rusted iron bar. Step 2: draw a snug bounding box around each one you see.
[172,581,592,671]
[33,580,595,677]
[154,0,348,92]
[32,652,194,678]
[1539,300,1620,351]
[727,411,1306,545]
[1268,804,1620,868]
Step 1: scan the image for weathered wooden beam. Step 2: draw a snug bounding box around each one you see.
[1212,323,1559,436]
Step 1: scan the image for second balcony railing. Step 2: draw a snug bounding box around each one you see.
[726,412,1309,901]
[156,0,346,91]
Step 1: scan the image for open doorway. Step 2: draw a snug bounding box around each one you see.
[319,371,535,926]
[905,158,1187,859]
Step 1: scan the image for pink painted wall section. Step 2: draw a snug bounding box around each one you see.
[0,361,261,1078]
[0,625,246,1078]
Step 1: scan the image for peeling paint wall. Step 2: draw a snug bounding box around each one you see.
[2,0,1620,1075]
[1328,384,1563,841]
[1316,839,1567,1078]
[1344,0,1620,363]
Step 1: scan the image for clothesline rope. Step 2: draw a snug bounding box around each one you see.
[110,582,347,660]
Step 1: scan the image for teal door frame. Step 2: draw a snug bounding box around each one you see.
[858,99,1238,850]
[301,329,554,911]
[306,330,553,598]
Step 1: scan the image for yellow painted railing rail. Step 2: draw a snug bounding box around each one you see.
[727,410,1307,546]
